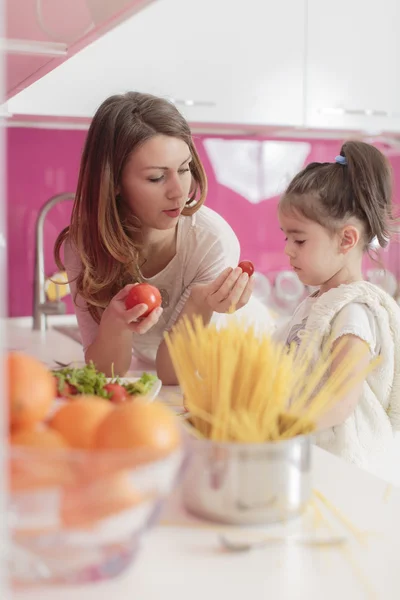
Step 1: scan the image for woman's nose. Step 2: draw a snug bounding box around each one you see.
[166,173,183,199]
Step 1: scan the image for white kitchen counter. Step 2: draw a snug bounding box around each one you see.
[6,317,400,600]
[4,315,83,363]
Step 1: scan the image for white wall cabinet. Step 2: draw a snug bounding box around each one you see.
[305,0,400,132]
[4,0,154,100]
[9,0,400,134]
[7,0,306,128]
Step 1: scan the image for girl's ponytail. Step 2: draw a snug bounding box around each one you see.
[339,141,393,248]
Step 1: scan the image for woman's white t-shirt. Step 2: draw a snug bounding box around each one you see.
[64,206,240,364]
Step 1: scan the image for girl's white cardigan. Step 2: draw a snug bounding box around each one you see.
[303,282,400,474]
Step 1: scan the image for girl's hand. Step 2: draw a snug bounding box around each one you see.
[102,284,163,335]
[190,267,254,314]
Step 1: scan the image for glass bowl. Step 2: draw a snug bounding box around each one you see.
[8,444,185,586]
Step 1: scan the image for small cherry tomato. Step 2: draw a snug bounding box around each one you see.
[55,379,78,398]
[104,383,129,404]
[238,260,255,277]
[124,283,162,317]
[66,383,78,396]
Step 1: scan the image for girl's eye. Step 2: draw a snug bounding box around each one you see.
[179,168,190,175]
[295,240,305,246]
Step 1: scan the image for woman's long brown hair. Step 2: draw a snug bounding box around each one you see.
[54,92,207,323]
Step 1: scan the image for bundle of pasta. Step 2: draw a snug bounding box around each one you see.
[165,316,377,442]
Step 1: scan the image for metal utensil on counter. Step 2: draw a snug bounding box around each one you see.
[219,533,347,552]
[182,434,312,526]
[53,360,71,368]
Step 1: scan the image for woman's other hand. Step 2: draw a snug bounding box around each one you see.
[190,267,253,314]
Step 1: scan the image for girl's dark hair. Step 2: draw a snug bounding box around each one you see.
[279,140,395,249]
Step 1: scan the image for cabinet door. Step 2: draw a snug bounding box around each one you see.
[5,0,155,99]
[306,0,400,132]
[8,0,305,128]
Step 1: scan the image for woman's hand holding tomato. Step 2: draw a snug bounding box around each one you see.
[101,283,163,336]
[190,264,254,314]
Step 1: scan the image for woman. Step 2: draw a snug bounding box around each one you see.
[55,92,253,384]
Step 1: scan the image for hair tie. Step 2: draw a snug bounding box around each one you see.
[335,155,347,166]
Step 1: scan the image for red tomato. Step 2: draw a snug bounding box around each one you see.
[66,383,78,396]
[104,383,129,404]
[238,260,255,277]
[56,379,78,398]
[124,284,162,317]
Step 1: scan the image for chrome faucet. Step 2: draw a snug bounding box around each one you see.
[32,193,75,332]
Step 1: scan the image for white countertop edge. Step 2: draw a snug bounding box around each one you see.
[5,314,78,328]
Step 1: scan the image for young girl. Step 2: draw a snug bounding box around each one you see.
[54,92,253,385]
[276,140,400,476]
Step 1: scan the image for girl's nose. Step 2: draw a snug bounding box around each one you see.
[284,243,295,258]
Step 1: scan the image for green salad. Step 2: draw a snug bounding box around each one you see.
[52,361,157,400]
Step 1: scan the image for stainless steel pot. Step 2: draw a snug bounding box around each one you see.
[182,434,312,525]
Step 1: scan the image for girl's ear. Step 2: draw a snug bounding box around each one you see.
[339,225,361,254]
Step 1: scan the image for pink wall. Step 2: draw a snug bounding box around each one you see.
[6,127,400,317]
[7,128,80,317]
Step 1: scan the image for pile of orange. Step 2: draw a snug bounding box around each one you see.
[6,351,181,529]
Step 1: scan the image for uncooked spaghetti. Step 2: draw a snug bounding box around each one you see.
[165,316,378,442]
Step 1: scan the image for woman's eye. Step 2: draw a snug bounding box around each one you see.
[295,240,305,246]
[179,168,190,175]
[149,175,164,183]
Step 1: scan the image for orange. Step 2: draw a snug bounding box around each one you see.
[10,425,68,448]
[9,424,74,491]
[60,470,144,529]
[93,400,181,458]
[49,396,114,449]
[7,352,56,429]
